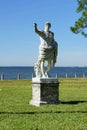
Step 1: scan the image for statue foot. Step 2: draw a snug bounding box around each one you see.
[45,72,49,78]
[42,74,46,78]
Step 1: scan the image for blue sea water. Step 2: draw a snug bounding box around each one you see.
[0,66,87,80]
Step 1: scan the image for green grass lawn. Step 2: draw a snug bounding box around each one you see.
[0,78,87,130]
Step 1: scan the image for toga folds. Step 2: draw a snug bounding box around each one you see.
[38,31,58,64]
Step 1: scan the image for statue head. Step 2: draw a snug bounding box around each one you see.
[44,22,51,32]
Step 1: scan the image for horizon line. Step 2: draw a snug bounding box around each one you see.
[0,66,87,68]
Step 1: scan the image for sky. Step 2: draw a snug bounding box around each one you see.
[0,0,87,67]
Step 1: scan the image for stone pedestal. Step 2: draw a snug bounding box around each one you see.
[30,78,60,106]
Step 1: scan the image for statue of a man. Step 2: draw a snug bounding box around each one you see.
[34,22,58,78]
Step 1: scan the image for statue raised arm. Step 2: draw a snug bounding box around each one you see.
[34,23,44,38]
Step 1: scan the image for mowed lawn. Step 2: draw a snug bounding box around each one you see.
[0,78,87,130]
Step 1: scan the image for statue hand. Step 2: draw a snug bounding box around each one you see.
[34,23,37,28]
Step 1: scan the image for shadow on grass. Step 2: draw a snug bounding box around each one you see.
[0,110,87,114]
[60,100,87,105]
[0,100,87,115]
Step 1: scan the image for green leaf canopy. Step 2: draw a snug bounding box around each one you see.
[70,0,87,37]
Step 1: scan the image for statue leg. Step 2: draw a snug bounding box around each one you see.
[45,60,51,77]
[41,60,45,78]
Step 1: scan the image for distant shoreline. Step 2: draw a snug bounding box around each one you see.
[0,66,87,68]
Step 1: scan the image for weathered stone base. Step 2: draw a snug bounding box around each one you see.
[30,78,60,106]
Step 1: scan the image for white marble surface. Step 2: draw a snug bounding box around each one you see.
[32,77,58,83]
[34,22,58,78]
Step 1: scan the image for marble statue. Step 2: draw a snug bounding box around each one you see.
[34,22,58,78]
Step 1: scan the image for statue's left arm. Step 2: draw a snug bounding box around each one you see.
[53,42,58,65]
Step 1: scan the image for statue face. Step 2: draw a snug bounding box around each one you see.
[44,23,51,31]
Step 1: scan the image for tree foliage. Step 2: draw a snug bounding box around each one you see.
[70,0,87,37]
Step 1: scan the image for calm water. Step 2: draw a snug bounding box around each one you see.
[0,66,87,80]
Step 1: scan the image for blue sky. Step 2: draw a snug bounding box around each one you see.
[0,0,87,67]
